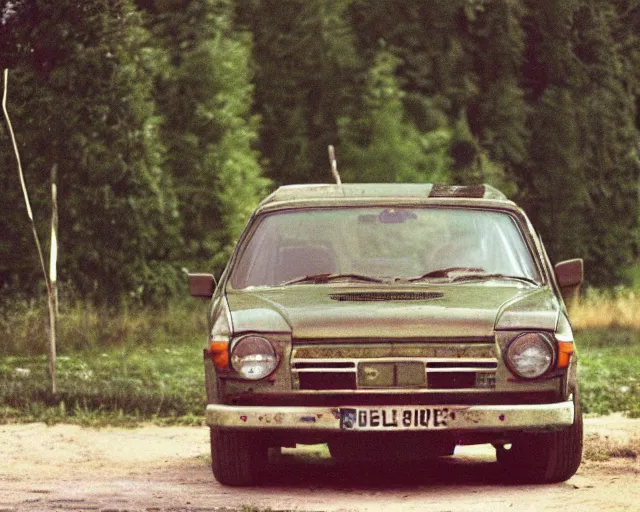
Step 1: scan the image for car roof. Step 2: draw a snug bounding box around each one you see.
[257,183,515,212]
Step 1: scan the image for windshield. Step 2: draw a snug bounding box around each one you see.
[230,207,541,289]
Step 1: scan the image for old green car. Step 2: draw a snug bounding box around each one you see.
[189,183,583,486]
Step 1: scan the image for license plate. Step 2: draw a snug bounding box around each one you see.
[340,407,454,430]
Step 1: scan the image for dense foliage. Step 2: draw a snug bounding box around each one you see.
[0,0,183,304]
[1,0,639,305]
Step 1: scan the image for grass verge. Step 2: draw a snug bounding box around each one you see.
[0,343,206,427]
[583,433,640,462]
[1,300,639,425]
[577,329,640,418]
[0,296,208,356]
[570,288,640,330]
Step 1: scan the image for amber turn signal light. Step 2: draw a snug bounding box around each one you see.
[209,341,229,369]
[557,341,574,369]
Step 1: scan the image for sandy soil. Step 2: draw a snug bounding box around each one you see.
[0,415,639,512]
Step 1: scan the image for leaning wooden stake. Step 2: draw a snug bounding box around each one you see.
[328,145,342,185]
[50,164,59,317]
[49,163,59,391]
[2,68,57,393]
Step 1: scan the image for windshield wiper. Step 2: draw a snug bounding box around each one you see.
[448,273,538,285]
[408,268,537,286]
[408,267,485,282]
[281,273,386,285]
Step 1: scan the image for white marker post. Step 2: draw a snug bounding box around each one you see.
[3,69,57,393]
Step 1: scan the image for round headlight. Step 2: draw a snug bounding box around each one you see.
[230,335,278,380]
[505,332,555,379]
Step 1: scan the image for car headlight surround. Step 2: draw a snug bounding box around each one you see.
[230,335,278,380]
[505,332,555,379]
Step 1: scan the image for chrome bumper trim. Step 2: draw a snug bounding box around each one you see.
[206,399,574,431]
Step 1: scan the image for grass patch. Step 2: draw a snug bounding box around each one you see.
[0,296,208,356]
[577,329,640,417]
[1,295,640,424]
[570,288,640,330]
[584,433,640,462]
[3,327,639,425]
[0,297,210,425]
[0,342,207,426]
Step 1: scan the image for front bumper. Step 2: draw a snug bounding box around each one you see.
[206,399,574,432]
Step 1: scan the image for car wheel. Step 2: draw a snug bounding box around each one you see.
[496,390,583,483]
[210,427,267,486]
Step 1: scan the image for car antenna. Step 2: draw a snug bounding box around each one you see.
[328,145,342,185]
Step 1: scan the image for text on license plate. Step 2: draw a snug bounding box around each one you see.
[340,407,455,430]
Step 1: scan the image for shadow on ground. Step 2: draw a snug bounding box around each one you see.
[247,445,519,489]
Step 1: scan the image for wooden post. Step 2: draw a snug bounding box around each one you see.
[328,145,342,185]
[49,164,59,392]
[3,69,57,393]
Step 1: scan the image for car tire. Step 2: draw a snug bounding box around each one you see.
[496,390,583,483]
[210,427,267,486]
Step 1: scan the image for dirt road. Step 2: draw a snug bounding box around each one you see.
[1,415,639,512]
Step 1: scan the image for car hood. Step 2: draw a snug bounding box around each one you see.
[225,284,561,339]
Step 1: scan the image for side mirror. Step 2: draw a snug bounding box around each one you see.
[554,259,583,303]
[188,273,216,299]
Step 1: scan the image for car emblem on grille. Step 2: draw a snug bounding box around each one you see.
[363,367,379,381]
[357,362,427,388]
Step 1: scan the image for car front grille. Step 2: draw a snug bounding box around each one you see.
[291,346,498,392]
[228,391,559,407]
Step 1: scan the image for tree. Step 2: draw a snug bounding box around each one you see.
[338,49,451,183]
[518,0,640,285]
[348,0,521,188]
[141,0,270,272]
[236,0,361,184]
[2,0,638,293]
[0,0,181,304]
[464,0,530,177]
